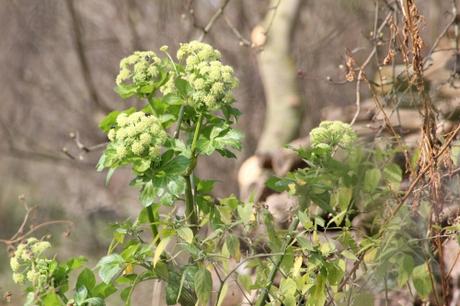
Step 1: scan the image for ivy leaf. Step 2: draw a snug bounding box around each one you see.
[97,254,125,284]
[195,267,212,305]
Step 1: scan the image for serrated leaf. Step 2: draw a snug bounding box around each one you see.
[195,268,212,305]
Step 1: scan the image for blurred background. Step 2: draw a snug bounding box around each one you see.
[0,0,453,304]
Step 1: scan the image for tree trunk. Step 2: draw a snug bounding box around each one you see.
[256,0,305,153]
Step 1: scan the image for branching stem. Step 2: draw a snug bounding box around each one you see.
[255,216,300,306]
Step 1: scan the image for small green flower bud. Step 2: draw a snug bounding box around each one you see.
[10,257,20,272]
[13,273,24,284]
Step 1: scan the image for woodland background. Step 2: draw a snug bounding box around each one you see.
[0,0,454,305]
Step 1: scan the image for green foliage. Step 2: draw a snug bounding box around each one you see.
[8,41,459,306]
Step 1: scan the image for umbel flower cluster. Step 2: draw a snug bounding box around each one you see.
[10,238,52,290]
[116,51,162,87]
[310,120,357,150]
[177,41,238,110]
[118,41,239,111]
[106,112,167,167]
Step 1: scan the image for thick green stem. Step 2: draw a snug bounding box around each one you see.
[146,205,159,244]
[255,216,300,306]
[190,113,203,158]
[184,175,198,234]
[174,105,186,139]
[184,113,204,233]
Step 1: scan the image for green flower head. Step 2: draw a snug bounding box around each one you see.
[104,111,167,172]
[175,41,238,111]
[10,238,53,290]
[310,121,357,150]
[116,51,162,87]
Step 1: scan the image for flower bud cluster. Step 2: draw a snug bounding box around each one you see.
[310,121,357,150]
[176,41,238,110]
[116,51,162,87]
[10,238,52,290]
[107,112,167,165]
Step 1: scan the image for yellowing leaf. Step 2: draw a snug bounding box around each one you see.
[153,236,171,267]
[177,227,194,244]
[364,248,377,264]
[292,256,303,277]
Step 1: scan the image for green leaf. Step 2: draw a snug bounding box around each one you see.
[266,176,289,192]
[75,286,89,304]
[298,211,313,230]
[383,163,402,188]
[280,278,297,297]
[397,254,414,287]
[342,250,358,261]
[99,107,136,132]
[92,283,117,299]
[225,235,241,261]
[42,292,64,306]
[115,84,137,99]
[307,273,326,306]
[412,263,432,299]
[175,78,191,97]
[66,256,88,271]
[153,236,171,267]
[77,268,96,291]
[160,155,190,175]
[331,187,352,212]
[83,297,105,306]
[177,227,194,244]
[237,201,254,225]
[364,168,381,192]
[97,254,125,284]
[195,267,212,305]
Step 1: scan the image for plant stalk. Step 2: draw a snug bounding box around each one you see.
[146,205,159,244]
[255,216,300,306]
[184,113,203,233]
